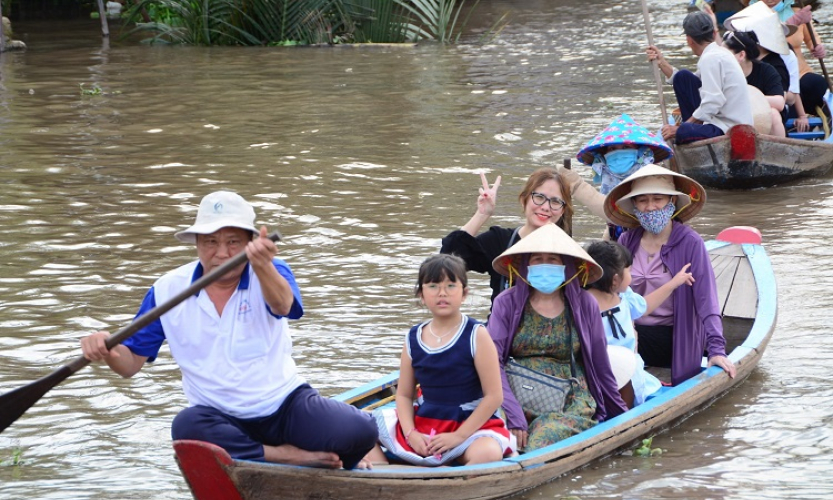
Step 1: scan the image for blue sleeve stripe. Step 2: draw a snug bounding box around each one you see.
[121,287,166,362]
[267,260,304,320]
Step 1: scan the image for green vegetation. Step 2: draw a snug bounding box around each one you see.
[0,447,23,467]
[634,436,664,457]
[121,0,500,46]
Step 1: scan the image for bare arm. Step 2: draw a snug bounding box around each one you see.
[395,345,429,456]
[248,226,294,316]
[426,326,503,456]
[80,331,147,378]
[643,263,694,315]
[646,45,675,79]
[460,173,502,236]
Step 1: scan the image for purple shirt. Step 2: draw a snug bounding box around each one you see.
[488,258,628,431]
[619,222,727,385]
[632,245,674,326]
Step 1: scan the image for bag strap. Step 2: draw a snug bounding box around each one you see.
[498,227,522,292]
[564,300,578,379]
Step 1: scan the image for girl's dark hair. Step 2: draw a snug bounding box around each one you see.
[517,168,574,236]
[723,31,761,60]
[583,240,633,293]
[415,254,468,297]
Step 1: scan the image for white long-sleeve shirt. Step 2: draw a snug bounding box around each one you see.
[668,43,754,132]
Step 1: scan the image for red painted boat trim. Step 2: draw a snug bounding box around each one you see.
[716,226,762,245]
[174,440,243,500]
[729,125,757,161]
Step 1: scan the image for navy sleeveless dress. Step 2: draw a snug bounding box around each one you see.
[374,315,513,465]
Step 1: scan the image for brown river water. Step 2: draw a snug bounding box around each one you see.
[1,0,832,498]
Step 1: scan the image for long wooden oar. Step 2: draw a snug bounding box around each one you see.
[640,0,669,127]
[0,231,281,434]
[639,0,680,171]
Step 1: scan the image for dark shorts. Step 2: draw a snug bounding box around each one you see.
[170,383,378,469]
[635,324,674,368]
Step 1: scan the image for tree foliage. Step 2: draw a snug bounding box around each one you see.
[123,0,484,46]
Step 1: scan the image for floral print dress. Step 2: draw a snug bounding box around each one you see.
[511,302,597,450]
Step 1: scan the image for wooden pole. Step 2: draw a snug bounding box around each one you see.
[640,0,669,126]
[97,0,110,38]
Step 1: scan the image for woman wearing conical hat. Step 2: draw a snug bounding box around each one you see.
[750,0,829,130]
[488,223,628,451]
[563,114,673,241]
[604,164,736,386]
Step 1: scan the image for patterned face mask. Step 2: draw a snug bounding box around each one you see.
[634,201,675,234]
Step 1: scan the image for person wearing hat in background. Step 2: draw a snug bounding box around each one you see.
[79,191,378,470]
[487,223,628,451]
[721,30,787,137]
[751,0,829,127]
[726,1,813,132]
[646,11,754,145]
[604,165,737,386]
[561,113,673,241]
[440,168,574,309]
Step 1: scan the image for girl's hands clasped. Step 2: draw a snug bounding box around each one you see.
[426,431,465,457]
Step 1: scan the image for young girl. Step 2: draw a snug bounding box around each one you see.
[366,254,514,466]
[584,241,694,406]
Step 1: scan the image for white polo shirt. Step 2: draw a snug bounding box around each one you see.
[123,259,305,419]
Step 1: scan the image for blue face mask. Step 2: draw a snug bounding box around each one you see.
[604,149,639,175]
[771,0,787,13]
[527,264,566,294]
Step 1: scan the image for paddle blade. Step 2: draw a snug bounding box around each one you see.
[0,365,74,433]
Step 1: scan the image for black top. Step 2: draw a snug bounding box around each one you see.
[746,59,784,98]
[440,226,521,306]
[761,53,790,93]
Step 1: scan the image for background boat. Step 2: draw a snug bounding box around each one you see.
[174,226,777,500]
[673,124,833,189]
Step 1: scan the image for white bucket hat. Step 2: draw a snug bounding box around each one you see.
[724,1,797,55]
[175,191,258,243]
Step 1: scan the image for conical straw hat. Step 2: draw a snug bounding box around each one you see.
[724,1,797,55]
[492,223,603,284]
[603,164,707,229]
[576,114,673,165]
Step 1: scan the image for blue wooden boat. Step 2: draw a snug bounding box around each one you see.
[173,226,777,500]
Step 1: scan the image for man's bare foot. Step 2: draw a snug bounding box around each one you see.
[263,444,342,468]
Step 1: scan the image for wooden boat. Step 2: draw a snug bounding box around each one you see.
[673,124,833,189]
[173,226,777,500]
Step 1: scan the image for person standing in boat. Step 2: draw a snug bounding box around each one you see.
[562,114,673,241]
[603,164,737,385]
[365,254,514,466]
[488,223,628,451]
[440,168,573,308]
[646,11,754,145]
[79,191,378,470]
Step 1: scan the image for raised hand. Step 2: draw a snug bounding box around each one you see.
[671,263,695,288]
[476,172,501,217]
[812,43,826,59]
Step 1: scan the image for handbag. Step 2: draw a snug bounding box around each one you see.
[504,304,578,416]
